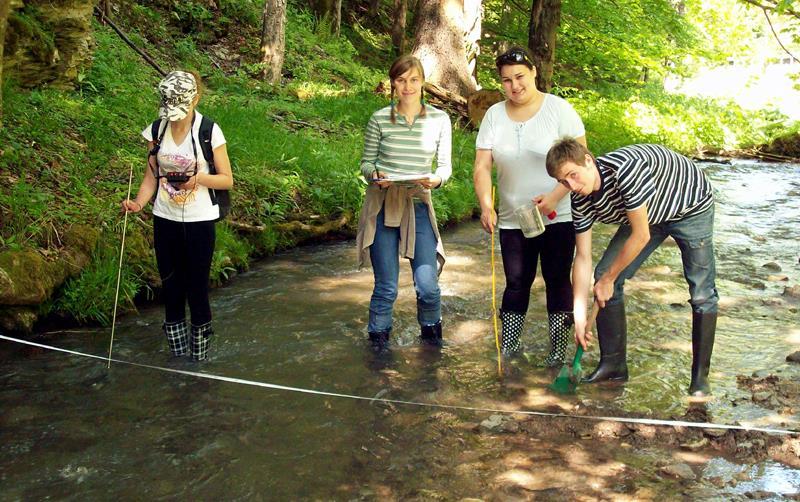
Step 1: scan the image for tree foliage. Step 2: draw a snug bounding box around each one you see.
[483,0,700,89]
[741,0,800,20]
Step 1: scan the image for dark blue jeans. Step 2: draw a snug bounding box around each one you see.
[368,202,441,333]
[595,205,718,314]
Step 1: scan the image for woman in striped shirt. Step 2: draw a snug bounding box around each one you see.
[356,55,453,353]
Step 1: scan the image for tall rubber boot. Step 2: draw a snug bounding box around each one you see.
[688,312,717,396]
[542,311,573,368]
[499,310,525,355]
[582,302,628,383]
[368,329,391,354]
[420,320,443,347]
[163,319,189,357]
[190,321,213,361]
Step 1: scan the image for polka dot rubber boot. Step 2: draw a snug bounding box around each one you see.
[499,310,525,355]
[542,311,573,368]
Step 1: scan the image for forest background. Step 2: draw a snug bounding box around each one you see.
[0,0,798,332]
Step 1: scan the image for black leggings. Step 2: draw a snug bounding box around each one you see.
[153,216,216,325]
[499,222,575,314]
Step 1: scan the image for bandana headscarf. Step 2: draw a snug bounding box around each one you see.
[158,71,198,121]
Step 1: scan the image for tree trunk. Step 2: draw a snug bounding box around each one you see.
[463,0,481,84]
[528,0,561,93]
[260,0,286,84]
[369,0,380,16]
[0,0,11,125]
[333,0,342,35]
[391,0,407,56]
[411,0,480,98]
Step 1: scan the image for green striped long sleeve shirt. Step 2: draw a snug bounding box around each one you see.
[360,104,452,185]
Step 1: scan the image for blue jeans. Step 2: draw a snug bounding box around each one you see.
[595,205,718,314]
[368,202,441,332]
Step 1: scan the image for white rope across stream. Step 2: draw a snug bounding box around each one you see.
[2,334,797,436]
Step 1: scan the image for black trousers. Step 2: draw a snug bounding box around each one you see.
[499,221,575,314]
[153,216,216,325]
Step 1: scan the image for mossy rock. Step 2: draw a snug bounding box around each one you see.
[61,223,99,270]
[0,224,99,305]
[4,0,95,89]
[123,224,159,286]
[0,305,38,332]
[0,249,60,305]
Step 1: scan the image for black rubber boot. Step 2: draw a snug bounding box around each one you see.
[688,312,717,397]
[190,321,213,361]
[499,310,525,355]
[163,319,189,357]
[583,302,628,383]
[420,320,443,347]
[368,330,391,353]
[542,311,573,367]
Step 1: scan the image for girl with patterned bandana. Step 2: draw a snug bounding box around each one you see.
[473,47,586,367]
[356,55,452,352]
[121,70,233,361]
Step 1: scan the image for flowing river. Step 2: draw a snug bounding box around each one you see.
[1,160,799,499]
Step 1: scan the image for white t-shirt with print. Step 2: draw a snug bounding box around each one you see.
[476,94,585,229]
[142,111,226,223]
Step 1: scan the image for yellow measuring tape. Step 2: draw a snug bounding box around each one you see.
[491,186,501,376]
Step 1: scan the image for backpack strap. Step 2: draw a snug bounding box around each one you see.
[149,119,168,177]
[198,116,218,206]
[198,116,216,172]
[197,116,230,220]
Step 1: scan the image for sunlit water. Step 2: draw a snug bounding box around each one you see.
[1,160,799,498]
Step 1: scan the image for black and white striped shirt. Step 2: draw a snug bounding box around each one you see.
[571,144,713,233]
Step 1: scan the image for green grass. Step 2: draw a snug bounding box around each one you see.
[51,241,140,326]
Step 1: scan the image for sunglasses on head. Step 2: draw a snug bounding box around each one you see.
[495,49,532,66]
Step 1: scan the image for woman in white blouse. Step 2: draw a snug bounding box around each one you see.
[473,47,586,366]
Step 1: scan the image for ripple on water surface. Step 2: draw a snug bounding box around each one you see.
[1,160,799,498]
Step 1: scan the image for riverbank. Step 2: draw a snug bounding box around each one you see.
[0,6,790,331]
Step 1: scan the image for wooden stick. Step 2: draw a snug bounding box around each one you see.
[424,82,467,106]
[491,186,502,377]
[108,164,136,368]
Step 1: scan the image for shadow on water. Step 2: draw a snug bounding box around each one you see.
[1,160,799,498]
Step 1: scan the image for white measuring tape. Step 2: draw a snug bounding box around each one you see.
[2,334,797,436]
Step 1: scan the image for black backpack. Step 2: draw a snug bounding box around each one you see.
[150,115,231,220]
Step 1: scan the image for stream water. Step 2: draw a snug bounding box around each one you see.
[1,160,799,499]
